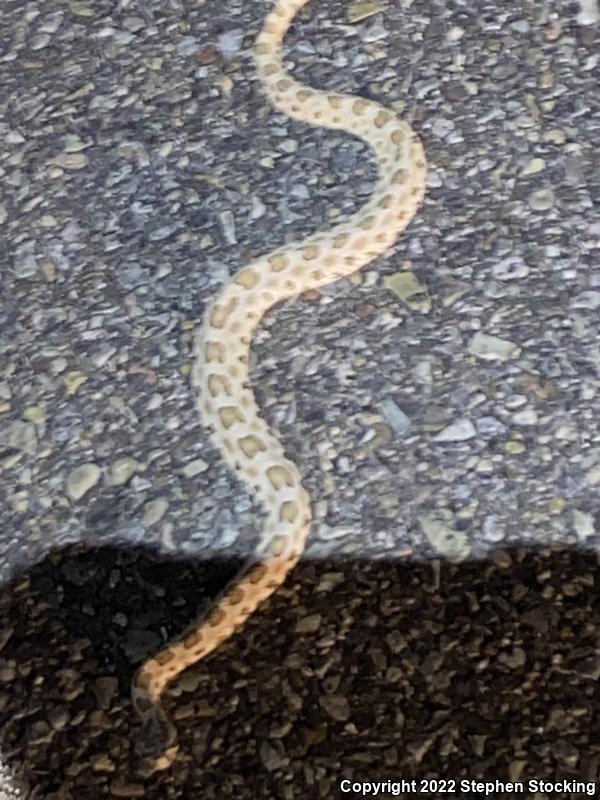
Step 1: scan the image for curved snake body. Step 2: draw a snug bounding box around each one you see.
[132,0,426,773]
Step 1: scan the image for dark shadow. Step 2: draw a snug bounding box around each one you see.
[1,544,600,798]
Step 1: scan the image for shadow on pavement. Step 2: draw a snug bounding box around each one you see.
[1,543,600,798]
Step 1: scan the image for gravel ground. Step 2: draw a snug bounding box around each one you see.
[1,0,599,796]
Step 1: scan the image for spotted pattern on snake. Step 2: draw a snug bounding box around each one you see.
[131,0,427,774]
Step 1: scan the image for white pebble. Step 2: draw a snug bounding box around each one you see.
[182,458,209,478]
[512,409,538,426]
[67,463,101,501]
[434,418,476,442]
[108,457,141,486]
[468,332,520,361]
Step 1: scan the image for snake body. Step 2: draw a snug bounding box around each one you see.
[131,0,426,772]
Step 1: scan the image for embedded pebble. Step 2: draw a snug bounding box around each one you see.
[482,515,505,543]
[476,416,506,436]
[143,498,169,526]
[528,188,555,211]
[91,754,116,773]
[109,784,146,798]
[419,515,471,561]
[280,139,299,154]
[11,241,38,278]
[447,26,465,43]
[432,118,455,138]
[319,694,350,722]
[577,0,600,24]
[30,33,50,50]
[39,12,63,34]
[66,464,101,501]
[52,152,89,170]
[47,706,70,731]
[250,196,266,220]
[219,210,236,245]
[346,0,384,23]
[505,394,528,410]
[108,458,141,486]
[433,418,476,442]
[468,332,520,361]
[362,17,388,42]
[379,399,411,435]
[294,613,322,634]
[573,509,595,540]
[520,157,545,176]
[259,741,288,772]
[69,1,95,15]
[217,30,244,59]
[177,36,199,57]
[64,371,87,396]
[181,459,209,478]
[384,271,431,312]
[0,420,37,455]
[543,129,566,146]
[571,291,600,311]
[512,409,538,426]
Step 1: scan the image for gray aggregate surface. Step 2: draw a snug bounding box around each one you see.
[1,0,599,796]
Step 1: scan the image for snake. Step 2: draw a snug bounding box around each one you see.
[131,0,427,774]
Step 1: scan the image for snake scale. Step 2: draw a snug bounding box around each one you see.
[131,0,426,773]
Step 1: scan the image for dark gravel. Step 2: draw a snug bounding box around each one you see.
[2,544,600,797]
